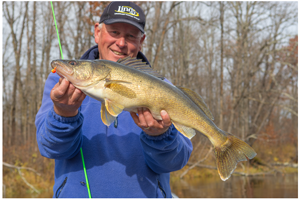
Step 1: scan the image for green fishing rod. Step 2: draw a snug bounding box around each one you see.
[50,2,92,198]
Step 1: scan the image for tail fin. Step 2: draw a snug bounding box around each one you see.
[214,134,257,181]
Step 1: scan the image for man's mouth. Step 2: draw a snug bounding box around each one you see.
[112,50,126,56]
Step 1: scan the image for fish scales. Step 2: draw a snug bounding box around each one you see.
[103,61,206,126]
[51,57,256,181]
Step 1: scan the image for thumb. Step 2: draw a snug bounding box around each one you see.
[160,110,172,127]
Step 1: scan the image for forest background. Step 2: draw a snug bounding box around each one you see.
[2,1,298,197]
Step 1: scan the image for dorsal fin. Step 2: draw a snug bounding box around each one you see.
[117,57,164,80]
[177,86,214,120]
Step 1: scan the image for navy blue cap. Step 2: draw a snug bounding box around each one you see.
[100,1,146,33]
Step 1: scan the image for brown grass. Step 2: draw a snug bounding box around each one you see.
[3,143,54,198]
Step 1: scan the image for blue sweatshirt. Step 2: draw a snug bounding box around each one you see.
[35,45,193,198]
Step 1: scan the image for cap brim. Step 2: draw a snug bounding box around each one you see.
[103,18,144,33]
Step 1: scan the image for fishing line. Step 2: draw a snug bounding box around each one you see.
[80,148,92,198]
[50,2,92,198]
[51,2,63,59]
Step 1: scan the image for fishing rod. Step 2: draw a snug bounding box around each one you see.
[50,2,92,198]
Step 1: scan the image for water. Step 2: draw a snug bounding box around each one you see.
[171,173,298,198]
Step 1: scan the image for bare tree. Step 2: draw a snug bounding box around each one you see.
[2,3,297,195]
[219,1,225,129]
[3,1,28,145]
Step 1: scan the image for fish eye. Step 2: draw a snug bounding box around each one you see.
[69,61,77,65]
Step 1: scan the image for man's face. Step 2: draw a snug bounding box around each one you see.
[94,22,145,62]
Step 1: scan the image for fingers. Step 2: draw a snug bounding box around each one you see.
[77,91,86,103]
[130,111,139,124]
[51,78,85,117]
[160,110,172,127]
[69,84,84,102]
[137,108,153,128]
[130,108,154,128]
[59,77,63,84]
[130,108,172,136]
[134,108,157,129]
[53,78,84,103]
[53,78,70,99]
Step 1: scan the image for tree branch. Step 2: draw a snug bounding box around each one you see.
[3,162,41,194]
[180,147,213,178]
[3,162,41,175]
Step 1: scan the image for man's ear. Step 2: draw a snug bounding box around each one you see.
[94,23,101,44]
[139,34,146,51]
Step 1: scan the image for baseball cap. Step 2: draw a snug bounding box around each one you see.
[99,1,146,33]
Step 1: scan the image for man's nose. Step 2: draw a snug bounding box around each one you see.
[116,36,127,48]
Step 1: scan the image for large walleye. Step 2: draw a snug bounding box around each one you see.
[51,57,256,181]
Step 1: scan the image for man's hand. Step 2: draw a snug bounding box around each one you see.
[130,108,172,136]
[51,78,86,117]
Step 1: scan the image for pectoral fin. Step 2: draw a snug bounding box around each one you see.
[105,80,136,99]
[105,99,124,117]
[101,103,116,126]
[172,122,196,139]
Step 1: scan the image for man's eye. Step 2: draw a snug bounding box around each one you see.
[110,31,118,35]
[127,34,139,41]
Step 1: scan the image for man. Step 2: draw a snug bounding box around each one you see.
[35,2,192,197]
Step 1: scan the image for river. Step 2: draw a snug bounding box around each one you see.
[170,173,298,198]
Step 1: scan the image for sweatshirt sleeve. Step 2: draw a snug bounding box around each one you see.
[139,125,193,174]
[35,73,83,160]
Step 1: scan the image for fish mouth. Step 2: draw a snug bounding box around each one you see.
[51,60,74,78]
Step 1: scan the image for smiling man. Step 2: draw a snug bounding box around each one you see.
[95,22,145,61]
[35,1,193,198]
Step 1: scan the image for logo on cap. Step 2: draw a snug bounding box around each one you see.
[115,6,140,19]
